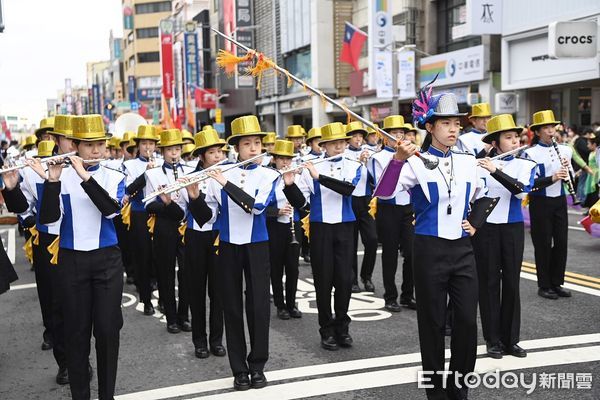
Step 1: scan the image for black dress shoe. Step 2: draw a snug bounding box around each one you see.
[178,321,192,332]
[362,279,375,292]
[41,340,53,351]
[400,298,417,310]
[233,373,251,391]
[250,371,268,389]
[337,333,353,348]
[553,286,572,297]
[195,347,210,359]
[351,283,362,293]
[56,367,69,385]
[167,324,181,334]
[302,254,311,263]
[288,307,302,318]
[320,336,339,351]
[277,308,290,320]
[486,342,504,359]
[150,280,158,292]
[211,345,227,357]
[126,276,135,285]
[384,301,402,312]
[506,344,527,358]
[156,303,165,313]
[538,288,559,300]
[143,304,155,316]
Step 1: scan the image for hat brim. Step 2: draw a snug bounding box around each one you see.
[133,137,159,142]
[269,151,294,158]
[73,133,113,142]
[48,130,72,138]
[157,140,186,148]
[468,114,492,119]
[306,136,321,145]
[192,141,227,157]
[482,127,523,144]
[285,134,305,139]
[318,136,351,145]
[529,120,561,130]
[227,132,267,145]
[382,125,407,132]
[346,129,368,138]
[35,127,53,138]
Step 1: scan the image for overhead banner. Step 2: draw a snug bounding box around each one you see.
[368,0,392,90]
[398,50,416,99]
[235,0,254,88]
[375,51,392,98]
[184,23,201,91]
[128,76,136,103]
[92,84,101,114]
[419,45,485,87]
[160,19,175,99]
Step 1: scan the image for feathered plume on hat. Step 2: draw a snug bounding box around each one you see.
[412,74,440,129]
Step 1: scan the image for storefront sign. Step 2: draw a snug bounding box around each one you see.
[549,20,598,58]
[495,92,518,114]
[368,0,392,90]
[452,0,502,40]
[420,45,485,87]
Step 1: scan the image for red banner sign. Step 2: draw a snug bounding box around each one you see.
[160,22,174,99]
[195,88,218,109]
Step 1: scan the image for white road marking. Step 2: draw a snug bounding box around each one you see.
[114,333,600,400]
[9,283,37,290]
[520,271,600,297]
[191,345,600,400]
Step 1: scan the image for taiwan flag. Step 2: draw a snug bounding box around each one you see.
[339,22,367,71]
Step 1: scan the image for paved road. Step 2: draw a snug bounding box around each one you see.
[0,212,598,400]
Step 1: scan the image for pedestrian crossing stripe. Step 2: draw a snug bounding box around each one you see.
[521,263,600,289]
[522,261,600,284]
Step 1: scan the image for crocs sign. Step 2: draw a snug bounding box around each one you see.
[549,21,599,58]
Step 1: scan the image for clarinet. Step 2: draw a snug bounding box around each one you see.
[550,137,580,205]
[171,158,180,200]
[289,205,299,245]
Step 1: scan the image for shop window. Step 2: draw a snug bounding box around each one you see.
[135,1,171,15]
[138,52,160,63]
[284,47,311,94]
[136,27,159,39]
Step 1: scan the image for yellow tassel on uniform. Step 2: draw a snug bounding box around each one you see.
[368,197,377,219]
[47,236,60,265]
[301,214,310,242]
[521,194,530,207]
[31,226,40,246]
[121,203,132,230]
[147,215,156,235]
[213,234,220,255]
[178,223,187,244]
[590,199,600,223]
[23,236,33,264]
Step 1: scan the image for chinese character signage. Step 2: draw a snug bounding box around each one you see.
[419,45,485,87]
[368,0,392,90]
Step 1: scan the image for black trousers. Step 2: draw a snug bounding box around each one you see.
[351,196,378,284]
[153,217,185,325]
[376,203,415,302]
[267,220,301,310]
[57,246,123,400]
[33,232,66,369]
[472,222,523,347]
[218,241,271,375]
[413,235,478,400]
[529,195,568,289]
[113,215,134,280]
[184,229,223,349]
[310,222,354,338]
[130,211,153,304]
[176,240,189,322]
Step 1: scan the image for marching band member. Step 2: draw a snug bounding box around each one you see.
[266,140,302,320]
[302,127,323,161]
[120,131,136,161]
[524,110,574,300]
[123,125,162,316]
[261,132,276,166]
[283,122,362,351]
[183,128,226,358]
[188,115,279,390]
[182,142,199,168]
[457,102,492,157]
[475,114,537,359]
[368,115,416,311]
[38,114,126,400]
[144,129,193,333]
[364,124,380,152]
[285,125,305,165]
[22,135,38,156]
[374,92,497,400]
[344,122,377,294]
[182,129,195,145]
[34,117,55,143]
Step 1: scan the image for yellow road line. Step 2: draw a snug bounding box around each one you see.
[522,261,600,284]
[521,266,600,289]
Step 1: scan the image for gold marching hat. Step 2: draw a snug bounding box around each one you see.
[34,117,55,138]
[108,136,121,149]
[366,123,379,135]
[403,123,418,133]
[193,127,226,156]
[319,122,351,144]
[530,110,561,130]
[482,114,523,144]
[221,144,231,153]
[49,115,73,137]
[72,115,112,141]
[306,127,322,144]
[158,129,185,148]
[382,115,406,131]
[126,138,137,152]
[120,131,134,146]
[23,135,37,149]
[469,102,492,118]
[182,129,195,144]
[262,132,277,145]
[35,141,56,157]
[182,143,196,157]
[269,139,295,157]
[285,125,304,138]
[227,115,267,145]
[134,125,159,142]
[346,121,368,137]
